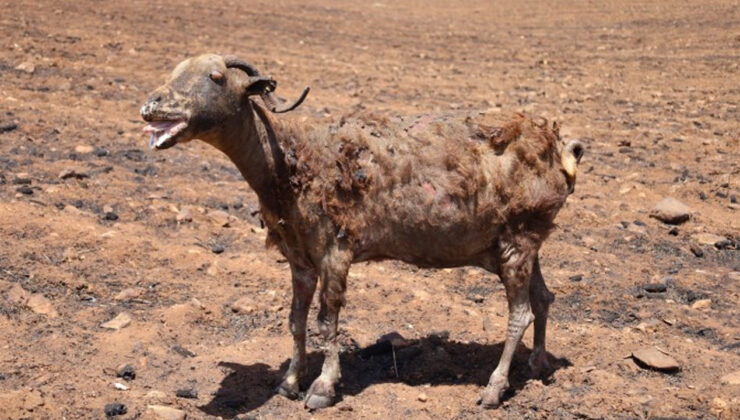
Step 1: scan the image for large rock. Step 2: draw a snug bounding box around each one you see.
[650,197,691,224]
[147,405,186,420]
[101,313,132,330]
[692,233,726,246]
[632,347,680,372]
[720,370,740,385]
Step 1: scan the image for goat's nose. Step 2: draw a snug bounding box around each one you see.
[140,95,162,120]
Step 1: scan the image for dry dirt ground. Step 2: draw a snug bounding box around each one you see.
[1,0,739,419]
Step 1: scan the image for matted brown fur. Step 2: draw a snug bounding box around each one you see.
[266,109,569,268]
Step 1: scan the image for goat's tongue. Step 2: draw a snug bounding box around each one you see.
[142,120,180,133]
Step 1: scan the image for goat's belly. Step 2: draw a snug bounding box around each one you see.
[353,219,500,267]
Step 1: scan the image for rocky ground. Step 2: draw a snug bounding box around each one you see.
[0,0,738,419]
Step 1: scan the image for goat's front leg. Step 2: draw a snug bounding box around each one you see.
[528,256,554,378]
[276,265,318,399]
[304,248,351,410]
[479,246,536,408]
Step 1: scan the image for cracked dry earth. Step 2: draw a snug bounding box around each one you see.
[0,0,738,419]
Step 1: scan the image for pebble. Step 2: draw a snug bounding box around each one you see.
[104,402,127,417]
[643,283,667,293]
[114,287,145,301]
[59,168,88,180]
[689,244,704,258]
[211,244,225,254]
[720,370,740,385]
[101,312,132,330]
[15,61,35,73]
[208,210,231,227]
[116,364,136,381]
[691,298,711,310]
[74,144,95,154]
[26,294,59,317]
[147,405,186,420]
[0,122,18,133]
[569,274,583,282]
[104,212,119,221]
[176,208,193,223]
[378,331,411,348]
[231,297,255,314]
[417,392,428,402]
[175,388,198,399]
[16,186,33,195]
[631,347,680,372]
[692,233,726,246]
[649,197,691,224]
[113,382,129,391]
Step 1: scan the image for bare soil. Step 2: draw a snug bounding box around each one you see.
[1,0,738,419]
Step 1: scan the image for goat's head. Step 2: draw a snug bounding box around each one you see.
[140,54,309,150]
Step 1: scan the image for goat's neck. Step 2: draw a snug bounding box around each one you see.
[218,102,290,220]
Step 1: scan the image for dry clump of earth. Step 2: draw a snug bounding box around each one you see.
[0,0,738,419]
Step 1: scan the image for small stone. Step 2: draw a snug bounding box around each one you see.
[691,299,711,310]
[643,283,667,293]
[231,297,254,314]
[15,61,35,73]
[116,364,136,381]
[211,244,225,254]
[172,345,196,358]
[75,144,95,154]
[104,402,127,417]
[632,347,680,372]
[59,168,88,180]
[8,283,30,304]
[208,210,231,227]
[27,294,59,317]
[101,313,132,330]
[113,382,129,391]
[104,212,119,221]
[710,397,728,413]
[417,392,428,402]
[650,197,691,224]
[692,233,726,246]
[689,244,704,257]
[16,186,33,195]
[378,331,411,348]
[720,370,740,385]
[22,390,44,410]
[0,122,18,133]
[145,390,169,403]
[147,405,186,420]
[569,274,583,282]
[114,287,145,301]
[13,176,32,185]
[176,208,192,223]
[175,388,198,399]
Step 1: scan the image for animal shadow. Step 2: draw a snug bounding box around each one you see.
[199,333,571,417]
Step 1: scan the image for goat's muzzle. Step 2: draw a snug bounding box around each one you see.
[561,140,585,194]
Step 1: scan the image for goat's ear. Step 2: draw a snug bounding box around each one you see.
[244,76,277,97]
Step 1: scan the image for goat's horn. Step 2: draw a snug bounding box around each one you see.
[224,55,261,76]
[224,55,309,114]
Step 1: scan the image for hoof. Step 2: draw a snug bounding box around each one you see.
[275,381,300,400]
[304,377,336,410]
[305,392,334,410]
[528,351,551,378]
[477,377,508,409]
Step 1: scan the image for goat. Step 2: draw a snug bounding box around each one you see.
[140,54,584,410]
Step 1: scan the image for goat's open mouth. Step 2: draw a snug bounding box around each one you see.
[143,119,188,150]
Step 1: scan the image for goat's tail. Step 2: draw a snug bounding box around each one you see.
[561,140,585,194]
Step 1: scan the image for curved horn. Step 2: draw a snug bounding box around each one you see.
[224,55,310,113]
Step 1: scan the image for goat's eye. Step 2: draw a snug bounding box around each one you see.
[209,70,224,84]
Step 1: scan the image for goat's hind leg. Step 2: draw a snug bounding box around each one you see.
[277,265,317,399]
[305,247,351,410]
[479,245,536,408]
[528,256,554,378]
